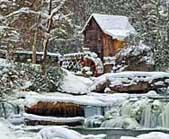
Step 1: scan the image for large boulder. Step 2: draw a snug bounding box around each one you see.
[90,72,169,93]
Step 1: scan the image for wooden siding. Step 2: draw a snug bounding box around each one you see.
[83,18,125,60]
[113,39,124,54]
[84,18,103,59]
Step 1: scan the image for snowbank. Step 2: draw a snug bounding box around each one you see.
[59,69,93,95]
[0,119,15,139]
[37,126,83,139]
[121,132,169,139]
[37,126,106,139]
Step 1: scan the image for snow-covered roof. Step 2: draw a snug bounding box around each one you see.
[82,13,136,40]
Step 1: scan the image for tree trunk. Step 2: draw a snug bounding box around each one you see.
[41,0,53,74]
[32,0,43,64]
[32,30,38,64]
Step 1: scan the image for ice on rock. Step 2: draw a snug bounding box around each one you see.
[104,108,120,119]
[101,117,141,129]
[84,115,105,128]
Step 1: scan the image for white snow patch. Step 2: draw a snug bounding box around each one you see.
[0,119,15,139]
[0,58,11,67]
[23,113,84,123]
[37,126,106,139]
[37,126,83,139]
[59,69,93,95]
[121,132,169,139]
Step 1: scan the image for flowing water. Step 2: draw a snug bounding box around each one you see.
[86,95,169,129]
[120,97,169,129]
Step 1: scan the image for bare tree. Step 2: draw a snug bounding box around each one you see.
[41,0,72,74]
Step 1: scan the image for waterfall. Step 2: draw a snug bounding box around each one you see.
[84,97,169,129]
[141,104,152,128]
[141,100,162,128]
[120,101,133,117]
[161,102,169,128]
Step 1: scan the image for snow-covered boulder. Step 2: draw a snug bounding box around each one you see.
[37,126,83,139]
[59,69,93,95]
[90,72,169,93]
[37,126,106,139]
[112,43,154,72]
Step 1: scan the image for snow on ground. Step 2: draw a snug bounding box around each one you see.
[37,126,106,139]
[37,126,83,139]
[0,118,16,139]
[0,118,36,139]
[0,58,11,68]
[121,132,169,139]
[0,118,105,139]
[59,69,93,95]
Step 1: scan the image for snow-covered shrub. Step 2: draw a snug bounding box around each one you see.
[0,59,64,94]
[14,63,64,92]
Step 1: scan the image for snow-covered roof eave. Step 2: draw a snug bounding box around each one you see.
[104,29,137,40]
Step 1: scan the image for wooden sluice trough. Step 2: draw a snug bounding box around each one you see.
[24,102,85,126]
[25,102,84,117]
[23,94,111,126]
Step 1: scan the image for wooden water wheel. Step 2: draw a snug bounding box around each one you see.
[81,57,98,77]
